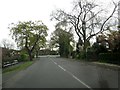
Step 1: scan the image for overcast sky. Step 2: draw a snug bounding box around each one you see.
[0,0,118,48]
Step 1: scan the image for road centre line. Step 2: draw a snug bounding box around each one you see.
[51,60,57,65]
[51,59,92,89]
[66,70,92,89]
[72,75,92,89]
[58,65,66,71]
[54,62,57,65]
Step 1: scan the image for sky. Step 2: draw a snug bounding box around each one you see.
[0,0,118,49]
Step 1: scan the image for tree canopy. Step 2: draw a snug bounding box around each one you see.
[51,0,117,52]
[9,20,48,60]
[50,22,74,57]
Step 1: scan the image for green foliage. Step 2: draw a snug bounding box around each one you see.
[3,61,33,74]
[92,43,108,55]
[86,48,98,60]
[50,27,74,58]
[51,0,117,54]
[96,30,120,53]
[99,53,120,64]
[108,30,120,53]
[9,20,48,60]
[76,51,86,59]
[19,53,29,62]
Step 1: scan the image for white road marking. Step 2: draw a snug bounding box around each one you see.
[51,60,58,65]
[51,58,92,89]
[66,71,92,89]
[72,75,92,89]
[58,65,66,71]
[54,62,57,65]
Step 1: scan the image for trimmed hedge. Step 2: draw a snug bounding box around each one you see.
[99,53,120,64]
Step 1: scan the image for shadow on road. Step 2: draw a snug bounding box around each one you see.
[97,68,111,89]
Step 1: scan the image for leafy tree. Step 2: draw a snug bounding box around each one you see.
[106,30,120,52]
[95,29,120,52]
[34,36,47,57]
[50,23,74,57]
[9,20,48,61]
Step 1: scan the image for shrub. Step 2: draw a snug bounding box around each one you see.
[86,51,98,61]
[71,51,76,59]
[19,53,29,62]
[92,43,108,55]
[76,51,86,60]
[99,53,120,64]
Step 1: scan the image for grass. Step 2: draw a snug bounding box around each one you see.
[2,61,34,74]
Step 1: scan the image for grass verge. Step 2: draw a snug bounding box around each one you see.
[2,61,33,74]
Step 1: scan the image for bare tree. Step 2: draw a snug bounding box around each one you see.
[1,39,15,49]
[51,0,117,52]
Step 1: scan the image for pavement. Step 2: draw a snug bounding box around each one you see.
[91,62,120,71]
[2,56,120,89]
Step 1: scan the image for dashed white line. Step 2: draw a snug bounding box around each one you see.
[66,71,92,89]
[51,60,58,65]
[58,65,66,71]
[54,62,57,65]
[51,59,92,89]
[72,75,92,89]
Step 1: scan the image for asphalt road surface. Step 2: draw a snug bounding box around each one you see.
[2,56,119,89]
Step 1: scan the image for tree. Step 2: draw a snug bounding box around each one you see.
[92,29,120,54]
[9,20,48,61]
[34,36,47,57]
[51,0,117,54]
[50,22,74,57]
[106,30,120,52]
[1,39,15,49]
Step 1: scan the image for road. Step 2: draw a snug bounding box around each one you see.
[0,68,2,90]
[2,56,119,89]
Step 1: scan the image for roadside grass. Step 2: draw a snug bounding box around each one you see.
[2,61,34,74]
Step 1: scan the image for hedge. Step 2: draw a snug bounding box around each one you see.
[98,53,120,64]
[86,51,98,61]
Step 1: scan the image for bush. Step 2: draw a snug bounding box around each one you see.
[76,51,86,60]
[71,51,76,59]
[99,53,120,64]
[86,51,98,61]
[92,43,108,55]
[19,53,29,62]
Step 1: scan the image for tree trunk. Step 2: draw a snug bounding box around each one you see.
[82,21,87,60]
[28,51,33,61]
[82,21,87,53]
[36,50,39,58]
